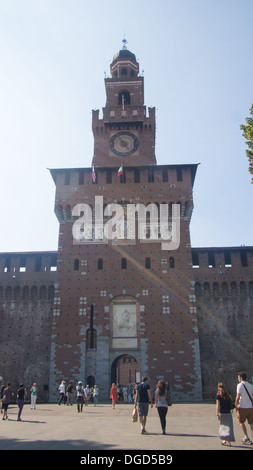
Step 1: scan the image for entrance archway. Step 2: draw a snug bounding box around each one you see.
[111,354,140,386]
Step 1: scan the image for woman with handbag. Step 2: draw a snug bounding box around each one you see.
[216,382,235,446]
[155,380,169,435]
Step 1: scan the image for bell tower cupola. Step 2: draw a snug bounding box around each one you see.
[92,41,156,168]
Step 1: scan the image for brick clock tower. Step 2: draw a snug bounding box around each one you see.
[49,44,202,401]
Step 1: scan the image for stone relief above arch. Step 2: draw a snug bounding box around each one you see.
[110,296,139,349]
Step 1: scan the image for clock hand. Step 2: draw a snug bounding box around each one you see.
[119,138,130,149]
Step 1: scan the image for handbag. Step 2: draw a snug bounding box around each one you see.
[132,407,138,422]
[219,424,230,440]
[230,400,236,410]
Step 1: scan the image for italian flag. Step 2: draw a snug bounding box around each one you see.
[92,166,96,182]
[117,165,123,176]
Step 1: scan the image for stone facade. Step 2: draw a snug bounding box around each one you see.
[0,252,56,401]
[0,47,252,402]
[193,247,253,399]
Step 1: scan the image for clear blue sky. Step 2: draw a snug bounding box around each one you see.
[0,0,252,252]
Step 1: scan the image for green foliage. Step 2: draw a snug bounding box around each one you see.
[240,103,253,183]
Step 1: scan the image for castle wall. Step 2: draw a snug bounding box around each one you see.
[0,252,56,401]
[193,247,253,399]
[0,246,252,402]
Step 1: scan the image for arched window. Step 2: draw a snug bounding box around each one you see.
[213,282,220,298]
[14,286,21,300]
[195,282,201,298]
[120,68,127,77]
[145,257,151,269]
[22,286,29,300]
[221,282,228,297]
[169,257,175,268]
[203,282,210,299]
[6,286,12,300]
[240,281,247,298]
[86,328,97,350]
[48,285,55,300]
[40,285,47,300]
[31,286,38,300]
[118,91,130,106]
[231,281,237,297]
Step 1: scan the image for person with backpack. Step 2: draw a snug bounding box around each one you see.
[235,372,253,445]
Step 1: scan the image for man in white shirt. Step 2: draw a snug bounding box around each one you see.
[235,372,253,444]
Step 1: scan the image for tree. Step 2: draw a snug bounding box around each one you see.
[240,103,253,183]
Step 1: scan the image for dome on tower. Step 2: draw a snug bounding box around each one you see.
[112,48,136,63]
[110,41,139,78]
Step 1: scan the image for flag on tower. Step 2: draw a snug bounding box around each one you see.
[117,165,123,176]
[92,166,96,182]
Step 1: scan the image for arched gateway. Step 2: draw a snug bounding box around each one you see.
[111,354,140,386]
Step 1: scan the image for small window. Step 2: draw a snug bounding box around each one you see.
[145,257,151,269]
[97,258,103,270]
[192,251,199,268]
[35,256,41,272]
[208,251,215,268]
[162,169,168,182]
[240,251,248,267]
[148,168,154,183]
[176,168,183,182]
[79,171,84,185]
[224,250,232,267]
[121,258,127,269]
[169,257,175,268]
[134,169,140,183]
[74,259,79,271]
[106,170,112,184]
[120,173,126,183]
[64,171,70,185]
[118,91,130,106]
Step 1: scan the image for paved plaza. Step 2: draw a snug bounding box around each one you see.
[1,401,252,452]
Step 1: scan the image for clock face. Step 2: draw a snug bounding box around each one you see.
[109,131,139,156]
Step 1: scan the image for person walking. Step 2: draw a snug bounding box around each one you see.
[134,376,153,434]
[1,384,6,414]
[93,385,100,406]
[155,380,169,435]
[84,385,91,406]
[235,372,253,445]
[216,382,235,446]
[76,381,85,412]
[30,383,38,409]
[2,382,13,420]
[110,383,117,409]
[58,380,66,405]
[17,384,27,421]
[66,381,74,406]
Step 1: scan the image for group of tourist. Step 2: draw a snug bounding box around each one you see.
[1,371,253,447]
[128,373,253,446]
[215,372,253,446]
[1,382,38,421]
[57,380,100,411]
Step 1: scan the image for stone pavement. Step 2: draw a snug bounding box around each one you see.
[0,402,252,452]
